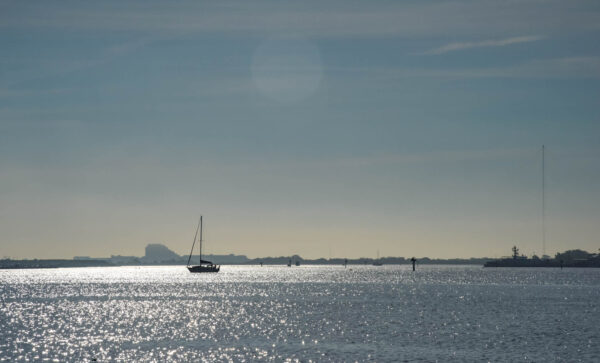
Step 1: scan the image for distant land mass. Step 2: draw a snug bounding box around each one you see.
[484,246,600,268]
[145,243,181,261]
[1,243,491,268]
[1,244,599,269]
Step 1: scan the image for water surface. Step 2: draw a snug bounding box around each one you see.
[1,265,599,361]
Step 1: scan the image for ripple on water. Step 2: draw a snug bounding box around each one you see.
[1,265,599,361]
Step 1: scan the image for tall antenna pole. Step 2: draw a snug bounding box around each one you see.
[542,145,546,257]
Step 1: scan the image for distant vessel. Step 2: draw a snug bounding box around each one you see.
[186,216,220,273]
[373,250,383,266]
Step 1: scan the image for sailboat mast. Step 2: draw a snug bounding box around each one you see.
[542,145,546,257]
[199,216,203,265]
[187,216,202,267]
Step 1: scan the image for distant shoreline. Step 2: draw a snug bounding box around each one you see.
[4,245,598,269]
[2,260,599,269]
[0,259,113,269]
[0,257,492,269]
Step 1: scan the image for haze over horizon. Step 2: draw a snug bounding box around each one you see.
[1,1,599,260]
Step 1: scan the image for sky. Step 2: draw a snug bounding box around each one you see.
[1,0,599,259]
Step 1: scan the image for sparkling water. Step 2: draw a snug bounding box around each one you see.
[1,265,599,361]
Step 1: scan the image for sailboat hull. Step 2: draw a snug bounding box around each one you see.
[187,265,220,273]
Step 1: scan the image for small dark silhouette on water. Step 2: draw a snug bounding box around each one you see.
[186,216,219,273]
[484,246,600,268]
[411,257,417,271]
[372,250,383,266]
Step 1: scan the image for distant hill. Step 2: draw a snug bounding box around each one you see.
[143,244,181,263]
[141,244,251,264]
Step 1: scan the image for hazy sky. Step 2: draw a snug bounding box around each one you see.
[1,0,599,259]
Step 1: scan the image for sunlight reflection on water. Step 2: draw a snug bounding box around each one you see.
[1,265,599,361]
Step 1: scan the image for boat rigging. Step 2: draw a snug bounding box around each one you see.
[186,216,220,273]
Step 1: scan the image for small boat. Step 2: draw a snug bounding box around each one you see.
[186,216,220,273]
[373,250,383,266]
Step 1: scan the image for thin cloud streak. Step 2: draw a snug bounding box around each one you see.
[417,35,544,55]
[331,56,600,80]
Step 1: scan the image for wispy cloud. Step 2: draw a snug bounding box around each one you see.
[333,56,600,80]
[0,37,155,93]
[417,35,543,55]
